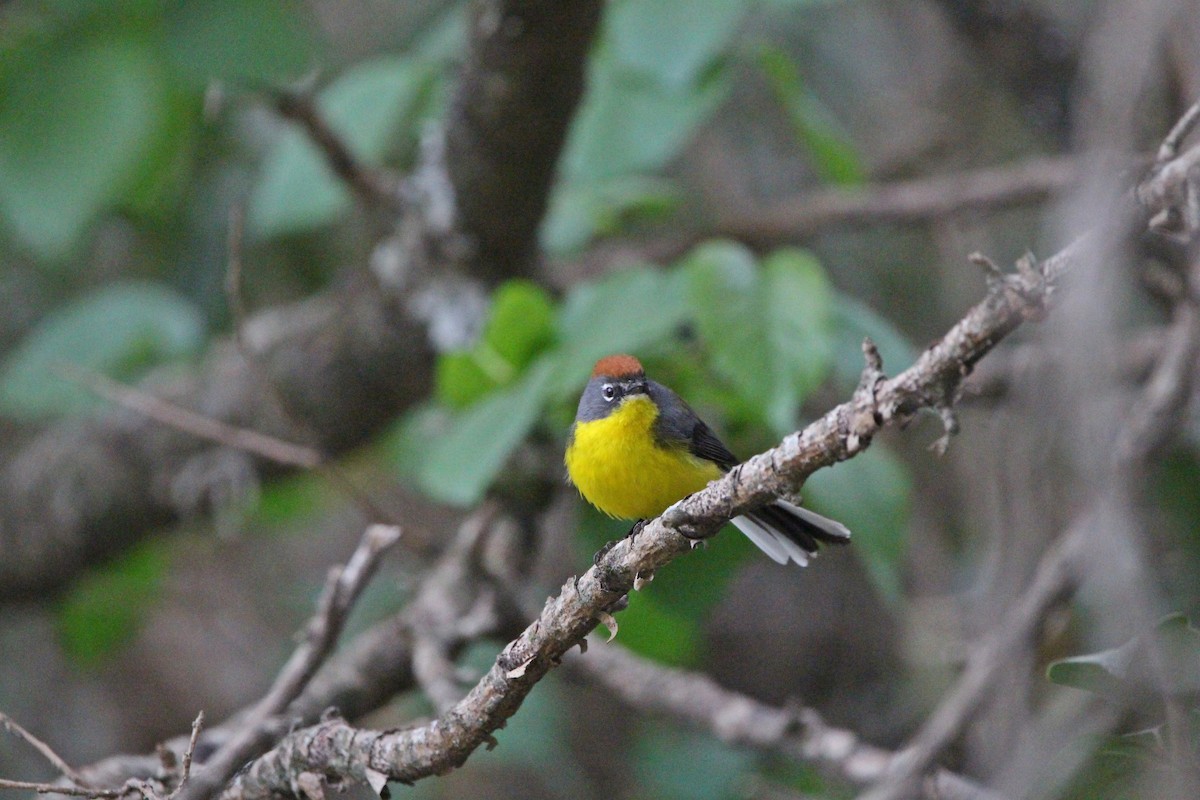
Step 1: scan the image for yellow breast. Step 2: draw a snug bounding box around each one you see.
[565,395,723,519]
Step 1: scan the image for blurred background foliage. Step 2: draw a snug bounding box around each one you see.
[2,0,1200,799]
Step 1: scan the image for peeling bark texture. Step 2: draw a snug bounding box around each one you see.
[445,0,604,280]
[0,0,604,603]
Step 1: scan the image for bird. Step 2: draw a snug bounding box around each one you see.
[564,354,851,565]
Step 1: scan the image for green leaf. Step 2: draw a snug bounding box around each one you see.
[830,293,917,393]
[803,445,910,604]
[607,0,748,90]
[485,280,556,368]
[249,56,436,238]
[542,176,682,255]
[1047,651,1133,700]
[562,54,731,182]
[383,402,452,478]
[1048,614,1200,699]
[57,540,167,666]
[684,242,834,434]
[757,45,865,185]
[0,281,206,419]
[434,280,555,408]
[165,0,313,87]
[551,266,690,396]
[0,33,171,259]
[416,360,554,506]
[434,352,499,409]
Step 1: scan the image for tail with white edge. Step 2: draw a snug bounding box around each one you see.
[731,499,851,566]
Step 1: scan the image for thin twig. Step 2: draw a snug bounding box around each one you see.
[174,524,401,800]
[165,713,205,800]
[0,778,125,798]
[270,90,404,214]
[720,155,1080,243]
[1157,100,1200,163]
[0,713,94,790]
[57,365,322,470]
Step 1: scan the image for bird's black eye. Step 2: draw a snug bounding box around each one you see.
[601,383,617,402]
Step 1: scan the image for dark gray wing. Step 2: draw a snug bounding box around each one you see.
[647,380,739,471]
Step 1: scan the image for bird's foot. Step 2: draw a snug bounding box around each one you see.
[593,519,647,565]
[627,518,647,541]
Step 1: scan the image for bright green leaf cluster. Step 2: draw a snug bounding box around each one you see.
[0,281,206,419]
[435,280,556,409]
[683,242,834,434]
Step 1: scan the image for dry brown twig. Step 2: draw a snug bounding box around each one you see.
[172,524,401,800]
[0,713,204,800]
[720,154,1080,243]
[56,365,322,469]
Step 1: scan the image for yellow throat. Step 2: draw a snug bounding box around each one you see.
[565,394,723,519]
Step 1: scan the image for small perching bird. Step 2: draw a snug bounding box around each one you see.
[564,354,850,565]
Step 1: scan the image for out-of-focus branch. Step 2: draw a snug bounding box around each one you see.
[58,366,322,470]
[444,0,603,280]
[64,509,518,798]
[570,642,1011,800]
[719,155,1079,244]
[0,713,204,800]
[0,0,603,603]
[856,524,1088,800]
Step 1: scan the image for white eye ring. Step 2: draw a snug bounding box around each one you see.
[601,383,616,402]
